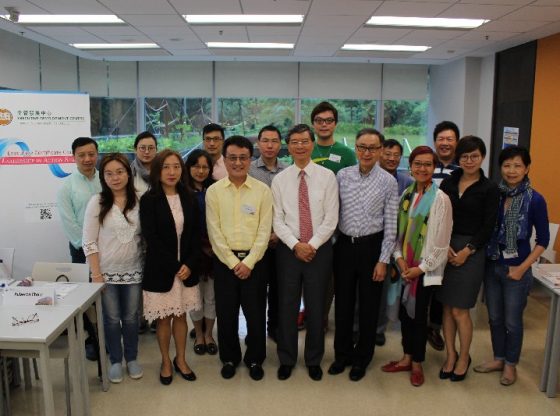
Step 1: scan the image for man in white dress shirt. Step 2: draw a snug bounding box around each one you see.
[271,124,339,382]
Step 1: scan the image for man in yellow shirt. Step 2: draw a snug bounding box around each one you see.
[206,135,273,381]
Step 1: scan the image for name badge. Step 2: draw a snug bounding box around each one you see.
[241,204,256,215]
[503,251,519,259]
[329,154,341,163]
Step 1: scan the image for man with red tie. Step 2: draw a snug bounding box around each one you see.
[271,124,339,381]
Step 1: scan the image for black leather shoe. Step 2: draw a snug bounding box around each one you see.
[328,361,347,375]
[248,363,264,381]
[375,333,386,347]
[193,343,206,355]
[159,363,173,386]
[189,328,196,339]
[206,342,218,355]
[173,358,196,381]
[349,366,366,381]
[427,327,445,351]
[439,367,454,380]
[221,362,236,379]
[277,365,293,380]
[85,341,98,361]
[307,365,323,381]
[450,356,471,382]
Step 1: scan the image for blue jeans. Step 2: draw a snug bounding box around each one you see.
[101,283,141,364]
[484,261,533,365]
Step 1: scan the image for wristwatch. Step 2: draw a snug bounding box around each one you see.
[466,243,476,254]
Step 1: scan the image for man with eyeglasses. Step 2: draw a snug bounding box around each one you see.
[206,136,273,381]
[202,123,227,180]
[272,124,339,382]
[249,125,288,343]
[328,128,398,381]
[131,131,158,196]
[427,121,461,351]
[376,138,413,347]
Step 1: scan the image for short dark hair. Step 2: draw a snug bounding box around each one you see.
[356,128,384,144]
[185,149,215,190]
[202,123,225,140]
[258,125,282,141]
[72,137,98,154]
[409,145,438,166]
[456,135,487,159]
[311,101,338,124]
[383,139,404,154]
[498,145,531,167]
[286,124,315,144]
[134,131,157,149]
[433,121,460,142]
[222,135,254,157]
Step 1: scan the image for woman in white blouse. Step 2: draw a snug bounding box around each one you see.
[381,146,453,387]
[83,153,144,384]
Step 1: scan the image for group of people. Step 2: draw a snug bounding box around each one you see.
[57,101,550,389]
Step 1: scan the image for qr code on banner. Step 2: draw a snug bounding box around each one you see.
[39,208,53,220]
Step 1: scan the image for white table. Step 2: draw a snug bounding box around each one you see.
[0,305,84,416]
[533,264,560,398]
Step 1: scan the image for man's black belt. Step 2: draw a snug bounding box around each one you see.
[339,231,382,244]
[232,250,250,260]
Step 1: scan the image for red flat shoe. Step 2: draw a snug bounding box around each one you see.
[381,361,412,373]
[411,369,424,387]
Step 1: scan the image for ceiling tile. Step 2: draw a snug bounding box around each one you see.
[240,0,310,14]
[83,25,145,36]
[438,3,522,19]
[374,2,451,17]
[459,30,518,41]
[168,0,242,14]
[478,19,549,32]
[167,48,213,56]
[456,0,531,4]
[98,0,177,14]
[501,5,560,21]
[20,0,112,14]
[307,0,383,16]
[119,14,186,26]
[398,29,466,42]
[191,25,249,42]
[349,27,412,43]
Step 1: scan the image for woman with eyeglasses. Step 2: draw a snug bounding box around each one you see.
[381,146,452,387]
[131,131,158,195]
[83,153,144,383]
[474,146,549,386]
[184,149,219,356]
[140,149,201,385]
[437,136,499,382]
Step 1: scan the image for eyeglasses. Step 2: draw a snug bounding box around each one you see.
[313,117,336,125]
[459,154,481,162]
[411,161,434,169]
[356,145,381,154]
[138,145,156,152]
[191,165,210,171]
[12,313,39,327]
[203,136,223,143]
[225,155,250,163]
[289,140,312,146]
[104,169,127,179]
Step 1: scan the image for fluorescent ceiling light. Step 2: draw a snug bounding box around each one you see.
[71,43,159,50]
[2,14,123,24]
[185,14,304,24]
[207,42,294,49]
[367,16,488,29]
[342,44,430,52]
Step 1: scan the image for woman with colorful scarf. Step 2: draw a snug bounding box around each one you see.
[381,146,453,387]
[474,146,549,386]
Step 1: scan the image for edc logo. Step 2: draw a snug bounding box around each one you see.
[0,109,14,126]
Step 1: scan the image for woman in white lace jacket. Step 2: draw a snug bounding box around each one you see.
[381,146,453,387]
[83,153,144,384]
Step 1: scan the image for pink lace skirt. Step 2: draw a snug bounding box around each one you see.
[143,276,201,323]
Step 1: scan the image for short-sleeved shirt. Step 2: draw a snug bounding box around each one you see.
[311,141,357,174]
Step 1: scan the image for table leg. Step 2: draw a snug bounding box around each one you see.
[22,359,31,390]
[75,314,91,416]
[38,345,55,416]
[546,296,560,398]
[541,293,557,392]
[67,318,86,416]
[94,297,109,392]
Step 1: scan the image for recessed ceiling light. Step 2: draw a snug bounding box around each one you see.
[207,42,294,49]
[70,43,159,50]
[2,14,124,24]
[367,16,489,29]
[184,15,304,24]
[342,44,430,52]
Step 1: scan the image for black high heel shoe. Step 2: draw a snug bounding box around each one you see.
[173,357,197,381]
[160,362,173,385]
[440,351,458,380]
[450,356,471,382]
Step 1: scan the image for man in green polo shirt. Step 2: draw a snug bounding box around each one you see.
[310,101,357,174]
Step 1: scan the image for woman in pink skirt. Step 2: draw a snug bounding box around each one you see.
[140,149,201,385]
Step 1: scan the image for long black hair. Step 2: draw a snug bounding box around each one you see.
[185,149,215,190]
[98,153,137,225]
[147,149,191,196]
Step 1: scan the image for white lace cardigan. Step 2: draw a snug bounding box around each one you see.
[393,189,453,286]
[82,194,143,284]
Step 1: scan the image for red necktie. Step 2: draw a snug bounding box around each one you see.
[299,170,313,243]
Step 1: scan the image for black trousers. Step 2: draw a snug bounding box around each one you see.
[276,241,332,367]
[400,275,434,363]
[333,233,383,368]
[429,294,443,328]
[263,248,278,333]
[213,257,267,367]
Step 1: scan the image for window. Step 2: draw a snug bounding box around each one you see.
[300,99,376,147]
[145,97,212,152]
[90,98,137,152]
